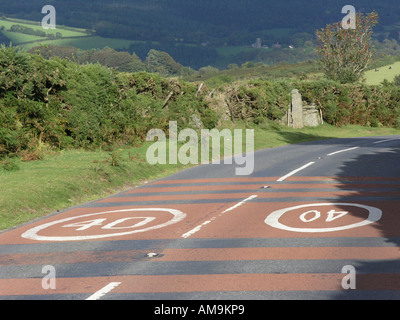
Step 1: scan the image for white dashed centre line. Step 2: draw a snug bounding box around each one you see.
[277,162,315,182]
[181,195,258,238]
[86,282,121,300]
[327,146,359,156]
[373,138,400,144]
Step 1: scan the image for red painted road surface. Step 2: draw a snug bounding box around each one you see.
[1,173,400,299]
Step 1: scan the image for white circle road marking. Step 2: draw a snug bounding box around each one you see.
[264,203,382,233]
[21,208,186,241]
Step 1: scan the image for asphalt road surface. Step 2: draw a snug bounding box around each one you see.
[1,135,400,300]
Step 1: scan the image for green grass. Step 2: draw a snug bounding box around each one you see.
[11,34,139,52]
[2,31,44,43]
[364,61,400,85]
[0,16,135,51]
[0,17,88,38]
[1,123,400,231]
[0,144,188,231]
[20,36,137,51]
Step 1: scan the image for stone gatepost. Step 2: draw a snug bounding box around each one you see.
[291,89,304,129]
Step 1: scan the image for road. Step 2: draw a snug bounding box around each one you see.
[0,135,400,300]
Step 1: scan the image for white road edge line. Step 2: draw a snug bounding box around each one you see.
[86,282,121,300]
[181,195,258,238]
[277,162,315,182]
[327,146,359,156]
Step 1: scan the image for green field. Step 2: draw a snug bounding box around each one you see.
[0,16,261,58]
[20,36,137,51]
[0,17,136,51]
[2,31,44,44]
[0,17,88,38]
[365,61,400,85]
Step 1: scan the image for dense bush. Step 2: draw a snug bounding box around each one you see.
[225,78,400,127]
[1,45,400,160]
[296,80,400,127]
[225,81,292,124]
[0,46,218,159]
[10,24,46,37]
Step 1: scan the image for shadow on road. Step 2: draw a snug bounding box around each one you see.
[328,141,400,299]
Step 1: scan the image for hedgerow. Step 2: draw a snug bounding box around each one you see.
[0,46,218,159]
[225,78,400,128]
[1,45,399,160]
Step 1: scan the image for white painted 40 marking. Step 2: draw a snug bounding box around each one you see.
[21,208,186,241]
[265,203,382,233]
[63,217,156,231]
[299,209,349,223]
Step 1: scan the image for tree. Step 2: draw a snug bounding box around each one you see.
[29,45,78,61]
[82,47,145,73]
[145,49,184,76]
[316,11,379,83]
[393,74,400,86]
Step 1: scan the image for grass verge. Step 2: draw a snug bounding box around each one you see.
[1,123,400,231]
[364,61,400,85]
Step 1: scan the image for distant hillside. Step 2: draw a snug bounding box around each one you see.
[2,0,399,43]
[1,0,400,68]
